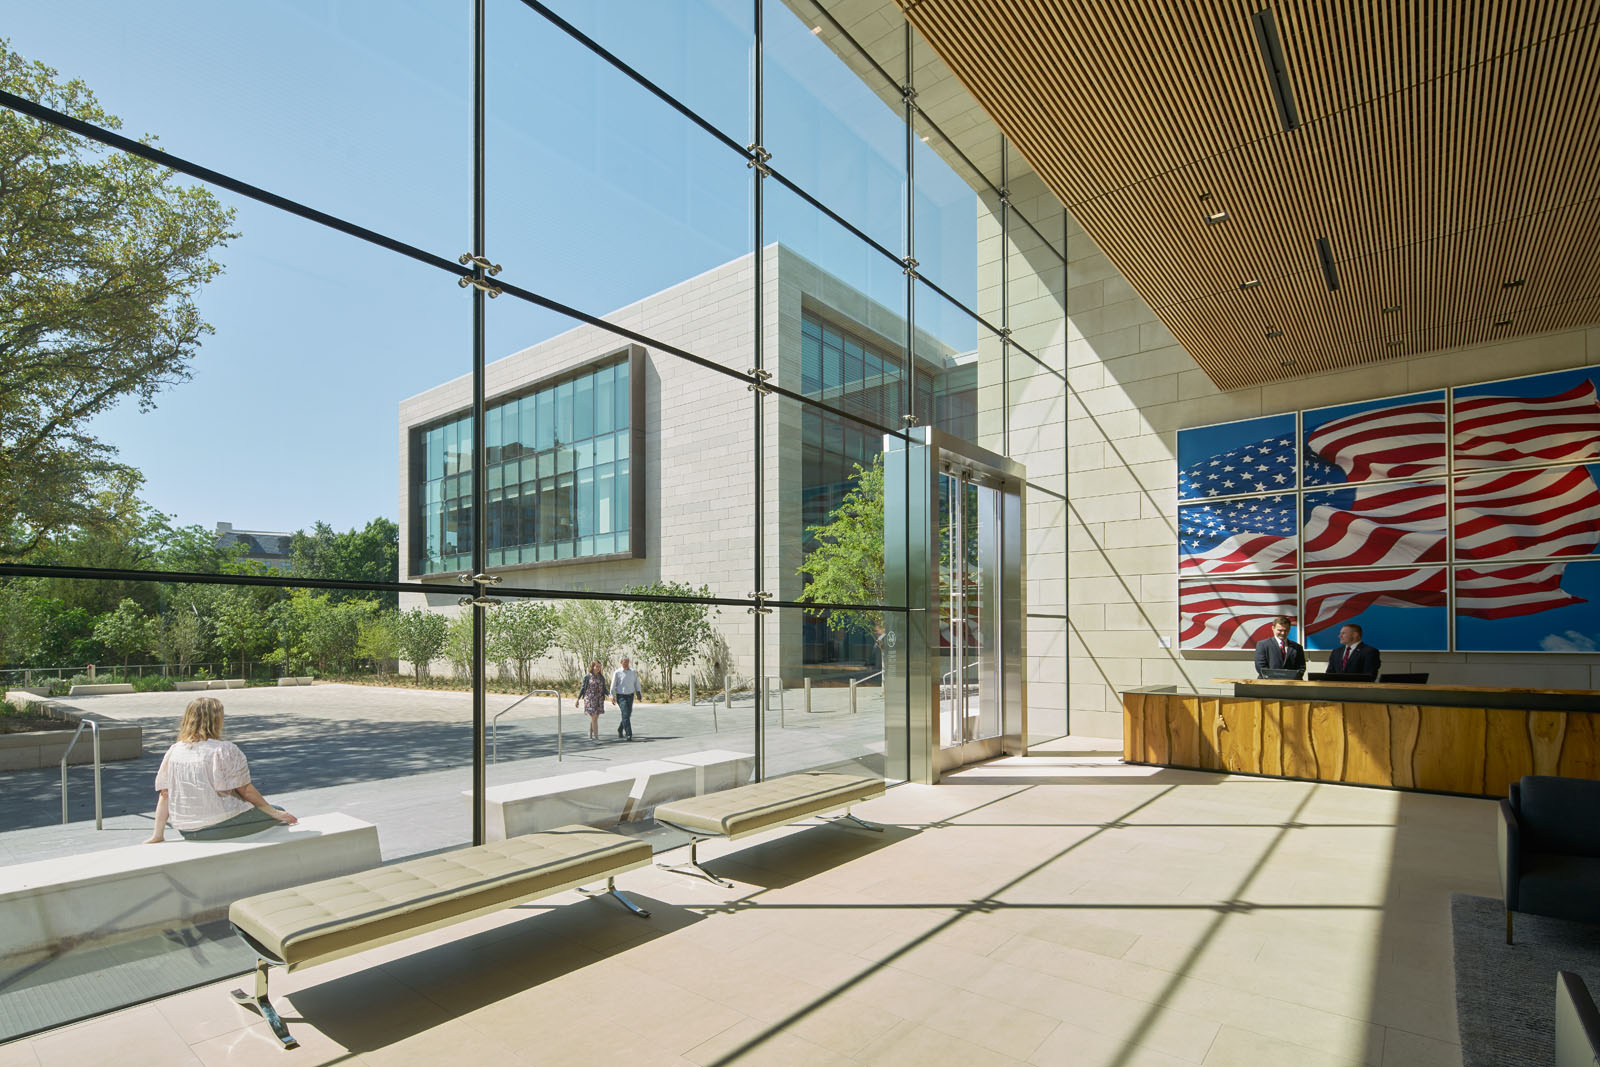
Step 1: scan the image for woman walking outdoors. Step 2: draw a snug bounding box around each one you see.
[578,660,609,742]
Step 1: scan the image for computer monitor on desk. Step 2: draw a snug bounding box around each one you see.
[1258,668,1304,680]
[1307,671,1378,682]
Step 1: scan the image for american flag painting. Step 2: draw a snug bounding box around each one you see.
[1302,481,1447,568]
[1179,575,1297,650]
[1303,392,1446,486]
[1178,496,1296,575]
[1177,414,1295,501]
[1454,372,1600,470]
[1456,560,1600,651]
[1303,567,1447,634]
[1454,465,1600,561]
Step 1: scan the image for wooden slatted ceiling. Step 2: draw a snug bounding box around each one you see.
[900,0,1600,389]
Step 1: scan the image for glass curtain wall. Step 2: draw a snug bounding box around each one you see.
[0,0,1067,1034]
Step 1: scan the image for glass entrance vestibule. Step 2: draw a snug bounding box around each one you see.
[884,428,1027,783]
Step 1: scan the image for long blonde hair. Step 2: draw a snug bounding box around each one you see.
[177,697,226,743]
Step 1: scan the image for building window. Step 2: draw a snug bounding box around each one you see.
[412,351,637,576]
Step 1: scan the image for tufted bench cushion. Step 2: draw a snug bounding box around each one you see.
[229,824,649,971]
[653,772,885,840]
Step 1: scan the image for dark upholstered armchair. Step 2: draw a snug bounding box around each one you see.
[1498,775,1600,944]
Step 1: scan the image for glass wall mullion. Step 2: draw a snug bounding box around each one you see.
[752,0,766,782]
[469,0,490,847]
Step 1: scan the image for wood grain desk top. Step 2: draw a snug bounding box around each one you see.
[1210,678,1600,698]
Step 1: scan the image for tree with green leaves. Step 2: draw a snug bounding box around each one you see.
[0,41,236,559]
[443,612,474,679]
[395,607,448,682]
[212,585,276,678]
[556,598,626,678]
[288,519,401,607]
[622,582,714,697]
[796,456,885,640]
[356,611,400,680]
[489,599,559,688]
[93,597,155,669]
[154,609,206,674]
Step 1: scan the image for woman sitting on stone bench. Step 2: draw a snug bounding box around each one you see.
[145,697,298,843]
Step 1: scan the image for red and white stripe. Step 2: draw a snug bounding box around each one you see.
[1455,562,1587,620]
[1178,576,1297,649]
[1303,568,1447,632]
[1454,465,1600,561]
[1302,481,1447,567]
[1454,381,1600,467]
[1307,397,1447,482]
[1178,530,1297,576]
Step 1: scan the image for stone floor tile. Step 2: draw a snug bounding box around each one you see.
[1379,1028,1462,1067]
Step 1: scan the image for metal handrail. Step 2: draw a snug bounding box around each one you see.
[492,689,561,763]
[848,669,884,715]
[60,718,102,830]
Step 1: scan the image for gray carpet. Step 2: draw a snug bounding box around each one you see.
[1452,893,1600,1067]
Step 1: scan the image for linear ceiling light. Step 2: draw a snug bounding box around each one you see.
[1251,8,1300,132]
[1315,237,1339,291]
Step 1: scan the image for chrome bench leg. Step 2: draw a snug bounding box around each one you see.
[826,809,883,832]
[231,958,298,1050]
[578,876,652,918]
[656,837,735,888]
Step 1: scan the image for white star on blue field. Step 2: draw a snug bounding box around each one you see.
[1179,494,1296,557]
[1178,435,1297,501]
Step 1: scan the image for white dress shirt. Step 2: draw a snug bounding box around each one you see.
[612,667,640,696]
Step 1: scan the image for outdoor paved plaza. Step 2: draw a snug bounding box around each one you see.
[0,683,885,864]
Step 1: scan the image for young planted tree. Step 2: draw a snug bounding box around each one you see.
[395,607,448,682]
[622,582,714,698]
[155,609,206,674]
[796,456,885,640]
[556,598,626,678]
[488,599,559,688]
[93,597,155,669]
[443,612,474,679]
[0,42,236,559]
[356,610,400,680]
[212,586,276,678]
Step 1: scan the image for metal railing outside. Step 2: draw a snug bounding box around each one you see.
[765,676,785,727]
[849,669,883,715]
[492,689,561,763]
[60,718,103,830]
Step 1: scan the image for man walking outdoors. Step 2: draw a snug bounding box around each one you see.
[612,657,643,741]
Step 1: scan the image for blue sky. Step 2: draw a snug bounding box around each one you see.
[5,0,980,534]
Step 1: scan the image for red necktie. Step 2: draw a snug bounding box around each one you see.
[1279,639,1286,660]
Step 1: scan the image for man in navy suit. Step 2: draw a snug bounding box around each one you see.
[1328,623,1381,678]
[1253,616,1306,676]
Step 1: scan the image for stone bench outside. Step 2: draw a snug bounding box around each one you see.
[606,759,703,821]
[0,704,142,771]
[471,771,634,840]
[273,676,317,687]
[66,683,134,696]
[660,748,755,794]
[0,813,381,965]
[174,680,210,692]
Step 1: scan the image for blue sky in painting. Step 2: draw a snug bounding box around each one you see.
[1303,581,1449,653]
[1176,414,1296,501]
[1455,559,1600,653]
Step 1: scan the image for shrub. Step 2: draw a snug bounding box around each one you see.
[131,675,175,693]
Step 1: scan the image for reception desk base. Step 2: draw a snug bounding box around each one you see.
[1122,689,1599,798]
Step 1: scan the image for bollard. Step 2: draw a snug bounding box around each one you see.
[87,663,96,681]
[689,678,696,707]
[804,677,812,715]
[849,678,857,715]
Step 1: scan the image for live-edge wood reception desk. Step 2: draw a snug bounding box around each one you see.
[1122,680,1599,798]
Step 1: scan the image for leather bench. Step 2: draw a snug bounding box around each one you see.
[652,771,886,887]
[227,824,651,1049]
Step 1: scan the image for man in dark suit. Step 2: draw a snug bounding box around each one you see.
[1328,623,1381,678]
[1254,615,1306,676]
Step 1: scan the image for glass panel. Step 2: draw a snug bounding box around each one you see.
[913,279,993,446]
[487,0,753,369]
[766,606,894,780]
[763,0,907,258]
[911,85,1001,316]
[0,4,469,253]
[535,0,754,146]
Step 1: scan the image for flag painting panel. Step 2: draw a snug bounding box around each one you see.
[1301,568,1447,651]
[1302,567,1447,647]
[1453,369,1600,471]
[1178,575,1298,650]
[1178,495,1297,575]
[1177,414,1296,501]
[1301,480,1446,568]
[1302,391,1446,487]
[1455,560,1600,652]
[1453,464,1600,562]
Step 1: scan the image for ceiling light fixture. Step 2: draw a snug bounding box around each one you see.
[1241,279,1262,290]
[1205,210,1229,225]
[1387,339,1404,347]
[1266,329,1284,339]
[1503,278,1526,289]
[810,25,822,34]
[1251,8,1301,131]
[1381,305,1401,314]
[1280,359,1297,368]
[1494,319,1513,327]
[1315,237,1339,291]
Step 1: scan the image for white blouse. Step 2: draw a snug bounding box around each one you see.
[153,739,256,831]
